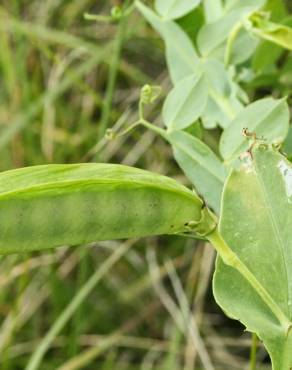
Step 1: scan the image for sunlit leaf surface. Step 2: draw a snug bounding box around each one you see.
[214,146,292,370]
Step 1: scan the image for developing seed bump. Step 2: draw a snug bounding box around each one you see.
[0,163,204,254]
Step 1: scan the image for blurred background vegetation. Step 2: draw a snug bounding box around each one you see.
[0,1,291,369]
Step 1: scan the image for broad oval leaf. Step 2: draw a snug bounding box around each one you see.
[163,73,208,130]
[220,97,290,161]
[229,29,259,65]
[197,7,255,56]
[213,146,292,369]
[205,59,232,97]
[155,0,201,20]
[202,0,223,23]
[165,130,226,213]
[136,1,199,83]
[202,59,243,129]
[225,0,266,12]
[0,163,204,254]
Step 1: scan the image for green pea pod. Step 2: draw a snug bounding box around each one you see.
[0,163,214,254]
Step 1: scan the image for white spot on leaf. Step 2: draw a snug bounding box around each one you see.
[240,152,254,173]
[278,160,292,199]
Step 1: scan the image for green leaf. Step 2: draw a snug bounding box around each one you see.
[202,0,223,23]
[213,146,292,369]
[155,0,201,20]
[264,0,288,21]
[225,0,266,12]
[197,7,255,56]
[165,130,226,213]
[162,73,208,130]
[250,12,292,51]
[202,59,243,129]
[220,97,289,161]
[136,1,200,83]
[205,59,231,96]
[252,40,282,72]
[229,29,259,65]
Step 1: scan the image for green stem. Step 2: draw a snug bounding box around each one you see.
[207,229,291,331]
[139,118,167,139]
[97,1,130,145]
[249,332,258,370]
[280,330,292,370]
[224,21,242,67]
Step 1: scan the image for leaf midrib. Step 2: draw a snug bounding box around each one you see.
[169,75,205,128]
[168,132,225,183]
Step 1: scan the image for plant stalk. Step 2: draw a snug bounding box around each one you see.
[224,21,242,66]
[97,1,130,146]
[249,332,258,370]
